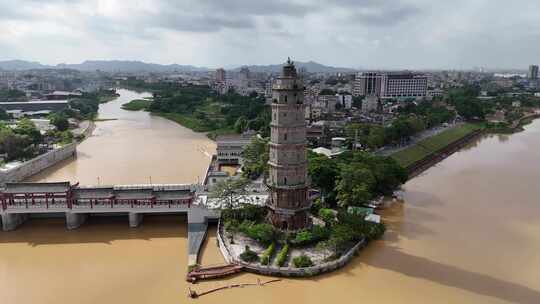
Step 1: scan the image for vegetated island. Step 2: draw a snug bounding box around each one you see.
[118,80,268,139]
[121,99,152,111]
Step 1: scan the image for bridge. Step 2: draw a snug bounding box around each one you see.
[0,182,220,266]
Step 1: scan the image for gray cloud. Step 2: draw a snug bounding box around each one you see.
[349,6,422,26]
[195,0,316,16]
[155,13,255,32]
[1,0,540,70]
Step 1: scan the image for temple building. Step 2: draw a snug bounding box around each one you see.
[266,58,310,230]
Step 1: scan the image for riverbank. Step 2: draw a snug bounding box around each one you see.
[72,120,96,142]
[391,123,482,169]
[392,113,540,178]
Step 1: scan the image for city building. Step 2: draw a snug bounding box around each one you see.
[0,100,69,117]
[528,65,539,80]
[45,91,82,100]
[316,94,338,113]
[362,96,380,113]
[354,72,428,99]
[381,72,427,99]
[353,72,382,97]
[215,68,226,83]
[215,132,256,166]
[336,94,353,109]
[267,58,310,230]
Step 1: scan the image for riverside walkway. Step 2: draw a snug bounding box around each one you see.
[0,182,220,266]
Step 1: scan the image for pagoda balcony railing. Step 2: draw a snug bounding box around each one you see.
[265,203,312,214]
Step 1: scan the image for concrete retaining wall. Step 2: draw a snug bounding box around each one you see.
[0,143,76,186]
[216,220,367,277]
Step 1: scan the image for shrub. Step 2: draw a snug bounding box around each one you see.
[239,245,259,263]
[221,204,266,222]
[260,242,276,265]
[290,226,331,247]
[238,221,277,245]
[293,255,314,268]
[365,222,386,241]
[318,208,336,226]
[276,244,289,267]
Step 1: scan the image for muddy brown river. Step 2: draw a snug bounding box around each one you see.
[1,89,540,303]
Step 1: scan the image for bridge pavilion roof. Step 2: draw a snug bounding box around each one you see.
[73,187,114,199]
[154,190,192,201]
[3,182,71,194]
[114,189,154,200]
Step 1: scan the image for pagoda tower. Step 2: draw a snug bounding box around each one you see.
[266,58,310,230]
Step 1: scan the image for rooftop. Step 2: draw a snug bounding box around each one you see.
[3,182,71,194]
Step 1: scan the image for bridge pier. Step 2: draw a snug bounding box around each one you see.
[66,212,88,230]
[128,213,144,228]
[1,213,28,231]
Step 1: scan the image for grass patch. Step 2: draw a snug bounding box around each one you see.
[153,112,211,132]
[121,99,151,111]
[391,123,482,168]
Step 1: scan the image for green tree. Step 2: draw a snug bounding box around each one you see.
[335,163,375,207]
[14,118,41,144]
[318,208,336,226]
[50,114,69,131]
[319,88,336,95]
[308,151,339,198]
[0,124,34,160]
[242,137,269,180]
[211,178,249,208]
[234,116,248,133]
[0,108,9,120]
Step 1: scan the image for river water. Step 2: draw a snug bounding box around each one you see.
[2,89,540,304]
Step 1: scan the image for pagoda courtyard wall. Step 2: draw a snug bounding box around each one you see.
[216,220,367,277]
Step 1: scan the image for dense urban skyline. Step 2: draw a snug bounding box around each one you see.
[1,0,540,70]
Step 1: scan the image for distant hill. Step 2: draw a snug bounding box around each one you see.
[233,61,358,74]
[0,60,51,70]
[0,60,210,73]
[56,60,210,73]
[0,59,357,74]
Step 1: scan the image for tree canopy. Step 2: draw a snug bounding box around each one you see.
[242,137,269,180]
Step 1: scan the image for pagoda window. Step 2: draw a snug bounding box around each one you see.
[284,95,288,102]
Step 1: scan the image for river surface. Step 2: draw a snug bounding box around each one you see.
[28,89,215,185]
[2,89,540,303]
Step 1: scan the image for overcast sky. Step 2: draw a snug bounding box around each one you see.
[1,0,539,69]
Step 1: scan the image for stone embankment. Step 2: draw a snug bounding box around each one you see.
[0,143,76,186]
[0,119,96,186]
[216,221,366,278]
